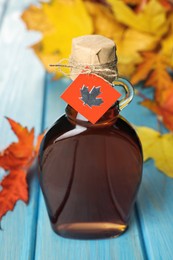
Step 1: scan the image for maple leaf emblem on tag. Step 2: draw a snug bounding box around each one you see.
[80,85,103,107]
[61,73,121,124]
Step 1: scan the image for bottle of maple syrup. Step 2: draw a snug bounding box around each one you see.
[39,35,143,239]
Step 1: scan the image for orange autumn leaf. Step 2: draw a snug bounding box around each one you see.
[0,170,28,222]
[131,52,156,84]
[145,64,172,92]
[141,89,173,131]
[132,49,173,131]
[133,51,173,131]
[0,118,44,221]
[131,52,171,88]
[159,0,173,10]
[0,118,35,170]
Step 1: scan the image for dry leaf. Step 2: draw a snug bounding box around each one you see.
[141,90,173,131]
[84,0,110,6]
[123,0,144,5]
[85,1,158,77]
[131,52,157,84]
[0,118,43,221]
[136,126,173,177]
[131,52,172,89]
[161,34,173,69]
[159,0,173,10]
[123,0,148,13]
[114,29,158,77]
[21,5,54,34]
[161,13,173,68]
[108,0,168,37]
[0,118,35,170]
[0,170,28,222]
[110,0,172,82]
[22,0,93,76]
[22,0,172,80]
[84,1,125,39]
[132,51,173,131]
[21,0,173,133]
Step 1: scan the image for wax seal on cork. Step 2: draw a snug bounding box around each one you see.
[69,35,118,83]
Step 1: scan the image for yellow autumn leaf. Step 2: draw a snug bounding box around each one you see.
[108,0,168,37]
[162,34,173,67]
[114,28,158,77]
[84,1,126,40]
[161,13,173,68]
[21,5,54,34]
[22,0,93,75]
[136,126,173,177]
[84,1,158,77]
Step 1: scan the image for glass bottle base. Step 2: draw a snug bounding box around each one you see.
[52,222,128,239]
[40,114,142,239]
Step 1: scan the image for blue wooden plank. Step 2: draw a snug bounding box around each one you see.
[0,0,10,28]
[36,197,144,260]
[0,1,45,259]
[137,162,173,260]
[122,87,173,259]
[34,75,145,260]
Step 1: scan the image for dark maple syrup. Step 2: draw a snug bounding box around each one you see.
[39,104,143,239]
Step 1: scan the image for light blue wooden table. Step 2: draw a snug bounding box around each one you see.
[0,1,173,259]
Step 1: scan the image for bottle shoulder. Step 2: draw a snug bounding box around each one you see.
[39,115,73,165]
[115,116,142,154]
[39,114,142,162]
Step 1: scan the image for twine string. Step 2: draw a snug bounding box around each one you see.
[49,58,118,78]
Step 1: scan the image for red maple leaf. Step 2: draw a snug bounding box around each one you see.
[0,118,44,221]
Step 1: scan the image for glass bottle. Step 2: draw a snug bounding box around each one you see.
[38,35,143,239]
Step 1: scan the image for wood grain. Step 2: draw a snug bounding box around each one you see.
[0,0,45,259]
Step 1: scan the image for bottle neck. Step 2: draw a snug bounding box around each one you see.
[65,103,119,128]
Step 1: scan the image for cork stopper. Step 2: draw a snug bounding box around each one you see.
[70,35,117,82]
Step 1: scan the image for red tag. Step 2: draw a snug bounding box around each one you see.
[61,73,121,124]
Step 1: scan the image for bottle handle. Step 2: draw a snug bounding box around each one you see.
[112,77,134,111]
